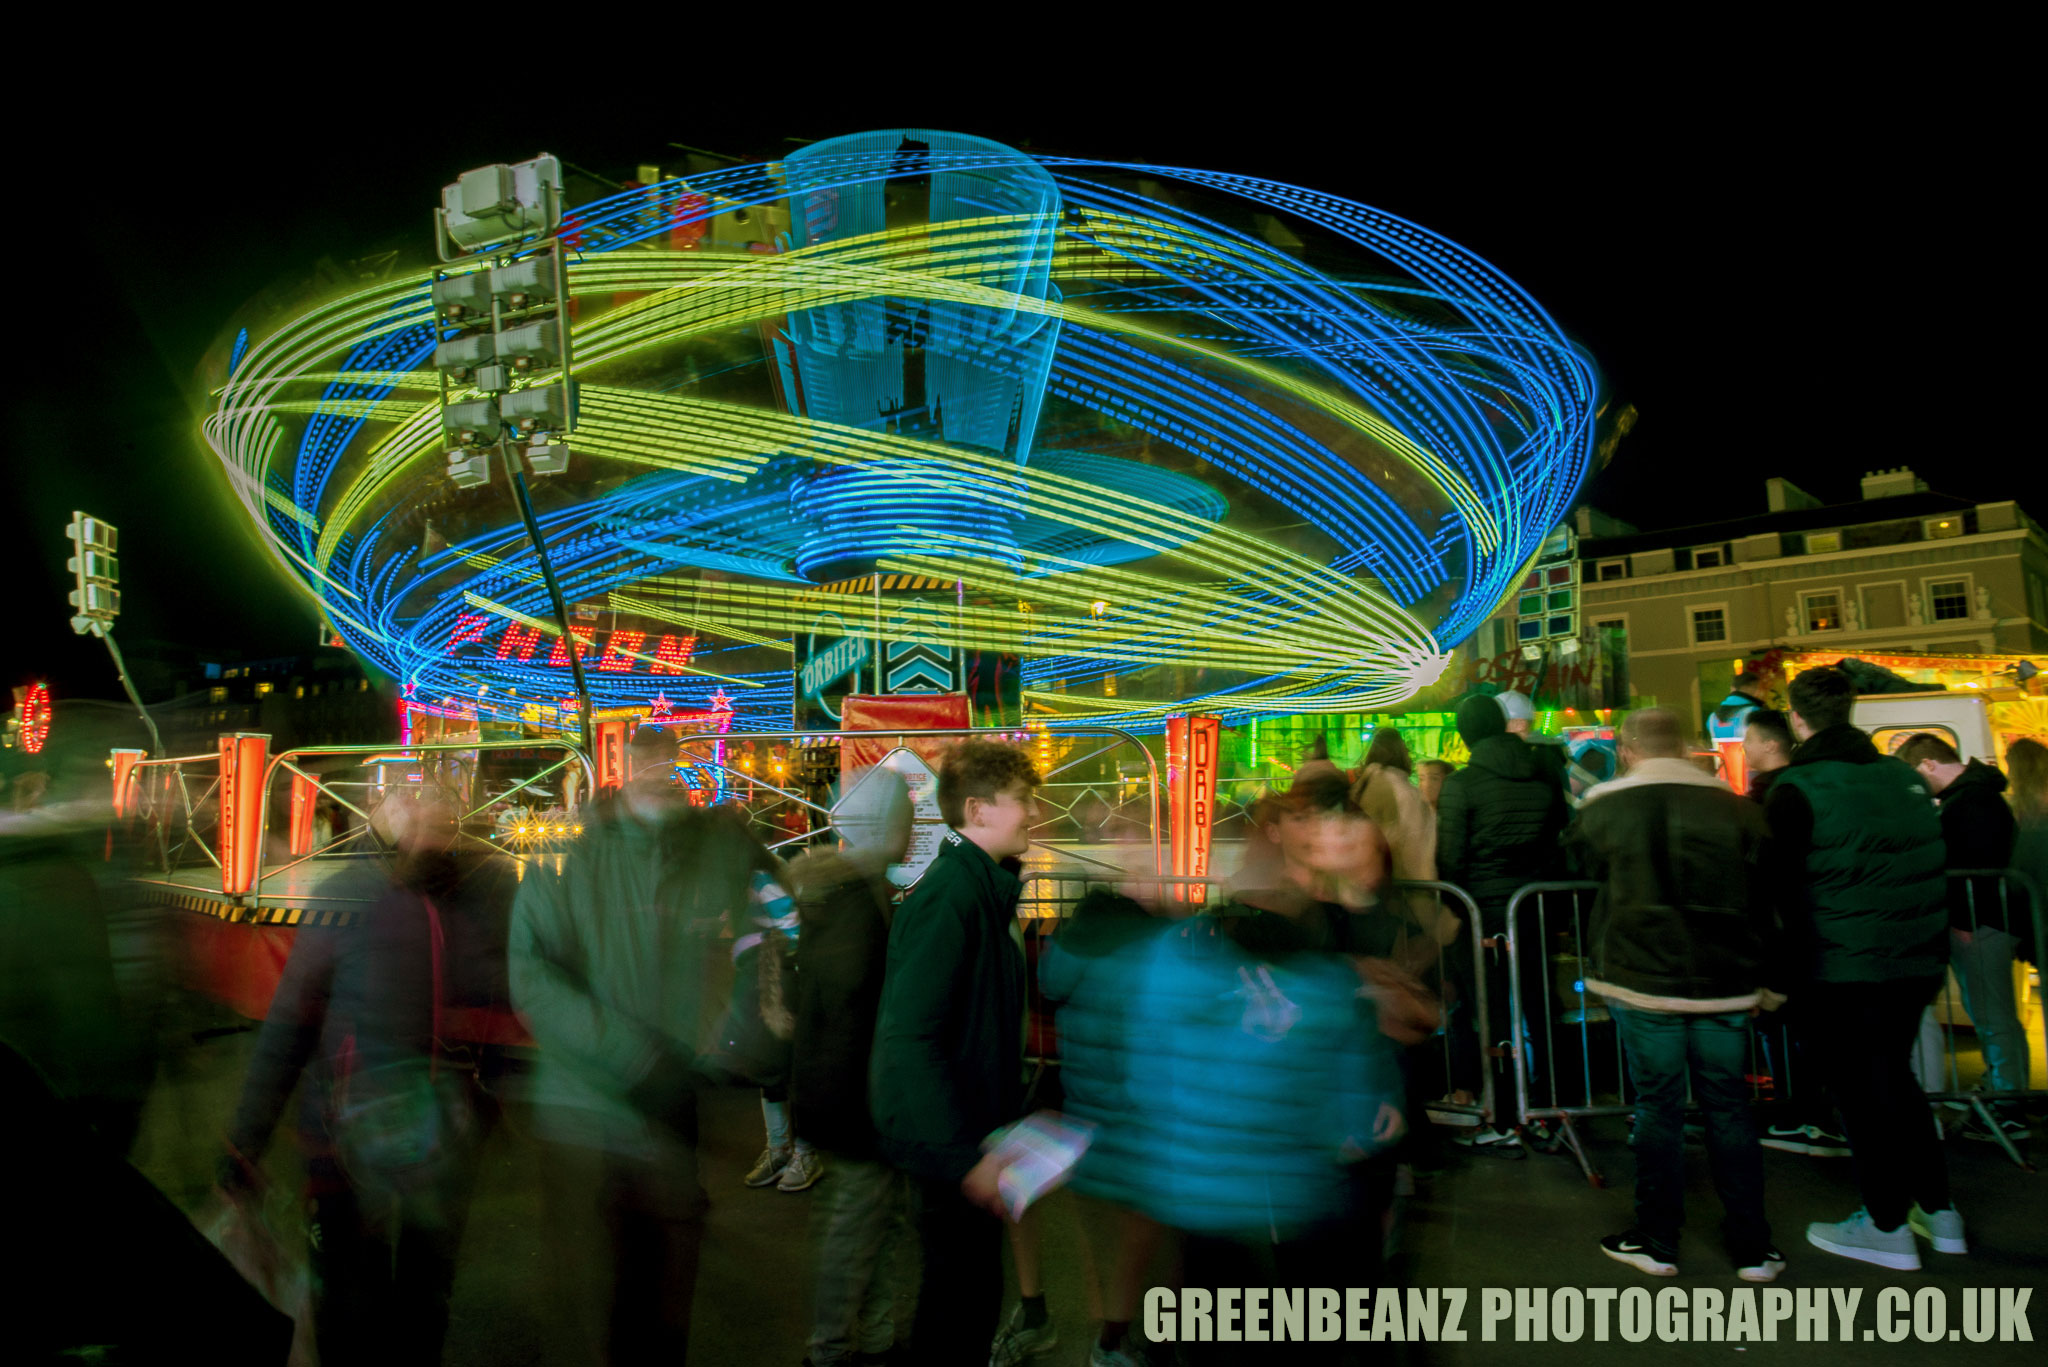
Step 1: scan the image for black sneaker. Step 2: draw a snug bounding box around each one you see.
[1600,1231,1677,1277]
[1760,1122,1851,1157]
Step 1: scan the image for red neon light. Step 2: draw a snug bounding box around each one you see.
[497,624,544,660]
[595,719,631,789]
[596,631,646,672]
[445,613,490,650]
[111,748,145,818]
[1167,715,1220,897]
[651,634,698,674]
[19,682,52,754]
[217,732,269,897]
[548,628,594,666]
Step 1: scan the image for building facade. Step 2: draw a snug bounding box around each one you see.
[1571,468,2048,731]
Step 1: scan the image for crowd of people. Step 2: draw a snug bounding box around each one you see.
[7,667,2045,1364]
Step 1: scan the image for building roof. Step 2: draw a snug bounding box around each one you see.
[1579,490,1981,560]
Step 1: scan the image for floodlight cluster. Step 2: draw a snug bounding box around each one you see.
[204,140,1595,733]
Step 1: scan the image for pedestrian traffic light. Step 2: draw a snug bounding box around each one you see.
[66,512,119,634]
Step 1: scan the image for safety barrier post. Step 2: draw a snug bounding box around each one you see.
[217,732,269,897]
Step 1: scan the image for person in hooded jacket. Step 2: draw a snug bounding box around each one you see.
[1764,667,1957,1271]
[1896,732,2026,1143]
[1436,693,1569,1146]
[789,768,916,1367]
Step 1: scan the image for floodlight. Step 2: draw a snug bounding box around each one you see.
[438,155,564,256]
[501,386,568,435]
[446,449,494,489]
[66,512,121,631]
[489,258,557,309]
[495,320,560,371]
[1520,644,1544,662]
[433,333,494,380]
[442,397,501,446]
[524,440,570,476]
[431,271,493,320]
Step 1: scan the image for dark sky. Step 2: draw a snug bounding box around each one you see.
[7,79,2028,706]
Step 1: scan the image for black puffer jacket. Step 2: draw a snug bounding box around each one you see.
[1437,734,1569,913]
[788,850,893,1157]
[1565,759,1774,1009]
[1934,759,2019,933]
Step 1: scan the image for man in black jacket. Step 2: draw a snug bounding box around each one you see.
[869,740,1040,1366]
[1766,667,1958,1271]
[1896,733,2027,1144]
[1742,708,1794,807]
[1568,708,1783,1282]
[1437,693,1568,1147]
[792,768,915,1367]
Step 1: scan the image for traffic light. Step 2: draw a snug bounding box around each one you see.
[66,512,119,634]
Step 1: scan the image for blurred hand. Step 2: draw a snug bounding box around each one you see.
[961,1153,1009,1218]
[1357,957,1441,1045]
[1374,1103,1407,1145]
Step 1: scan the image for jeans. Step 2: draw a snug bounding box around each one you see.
[1951,926,2027,1096]
[1610,1004,1770,1262]
[906,1175,1004,1367]
[1806,977,1953,1231]
[808,1155,913,1366]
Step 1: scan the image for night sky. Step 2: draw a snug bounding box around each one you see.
[7,87,2028,708]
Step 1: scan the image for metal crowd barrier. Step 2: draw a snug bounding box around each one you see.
[1011,872,1497,1132]
[1501,871,2046,1184]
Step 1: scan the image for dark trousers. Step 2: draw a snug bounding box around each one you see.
[311,1185,463,1367]
[1610,1004,1770,1261]
[541,1118,708,1366]
[906,1175,1003,1366]
[1806,977,1953,1231]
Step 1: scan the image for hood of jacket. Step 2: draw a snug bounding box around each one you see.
[1938,759,2008,806]
[1580,756,1726,804]
[1466,733,1539,781]
[1791,722,1882,768]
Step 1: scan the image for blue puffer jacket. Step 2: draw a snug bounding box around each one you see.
[1118,911,1390,1240]
[1037,892,1163,1208]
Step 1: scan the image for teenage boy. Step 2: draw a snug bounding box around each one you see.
[1765,666,1959,1270]
[870,740,1042,1366]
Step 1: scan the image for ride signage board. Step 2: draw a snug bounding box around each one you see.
[834,745,948,890]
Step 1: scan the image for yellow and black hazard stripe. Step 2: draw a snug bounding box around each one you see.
[811,574,959,595]
[140,885,359,928]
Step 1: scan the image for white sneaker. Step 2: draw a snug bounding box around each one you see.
[1908,1203,1967,1255]
[1806,1208,1920,1271]
[1736,1248,1786,1283]
[777,1147,824,1192]
[742,1146,791,1187]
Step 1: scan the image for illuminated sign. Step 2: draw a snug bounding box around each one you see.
[110,748,145,819]
[441,614,698,677]
[594,718,630,790]
[288,770,319,855]
[1167,715,1220,895]
[19,682,52,754]
[217,732,270,896]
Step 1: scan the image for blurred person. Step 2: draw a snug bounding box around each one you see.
[2005,736,2048,979]
[1036,885,1170,1367]
[1436,693,1569,1147]
[1351,728,1450,957]
[869,740,1041,1366]
[788,769,916,1367]
[1764,666,1958,1270]
[1497,690,1569,794]
[1122,787,1401,1363]
[1896,732,2027,1142]
[217,784,487,1366]
[1415,758,1454,811]
[1567,708,1784,1282]
[1742,708,1795,805]
[510,727,736,1364]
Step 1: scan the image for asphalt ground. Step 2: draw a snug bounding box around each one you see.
[122,1017,2048,1367]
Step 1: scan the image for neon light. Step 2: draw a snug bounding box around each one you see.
[19,682,52,754]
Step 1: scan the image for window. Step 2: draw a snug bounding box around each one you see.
[1925,516,1963,541]
[1804,530,1842,555]
[294,686,305,699]
[255,681,274,695]
[1861,583,1907,631]
[359,679,369,692]
[1693,546,1726,569]
[1927,578,1970,621]
[1804,592,1843,633]
[1691,608,1727,644]
[209,686,227,703]
[1872,725,1959,759]
[1595,617,1627,643]
[1596,559,1627,581]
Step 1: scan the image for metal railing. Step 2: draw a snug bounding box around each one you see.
[676,726,1166,876]
[128,752,224,876]
[1500,870,2047,1183]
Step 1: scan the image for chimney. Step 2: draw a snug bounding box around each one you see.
[1766,477,1819,512]
[1860,466,1927,501]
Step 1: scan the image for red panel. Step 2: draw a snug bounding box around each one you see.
[180,915,297,1021]
[839,693,971,778]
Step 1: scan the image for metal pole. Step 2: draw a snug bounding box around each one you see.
[94,627,163,756]
[509,465,594,753]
